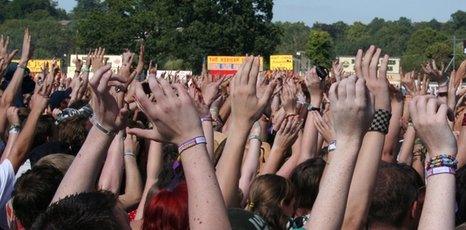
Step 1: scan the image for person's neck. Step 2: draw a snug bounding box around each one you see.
[294,208,311,217]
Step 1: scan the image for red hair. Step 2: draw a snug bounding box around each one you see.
[142,182,189,230]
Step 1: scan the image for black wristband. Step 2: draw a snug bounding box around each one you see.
[368,109,391,134]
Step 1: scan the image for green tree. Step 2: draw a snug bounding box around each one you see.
[307,29,334,68]
[5,0,67,20]
[274,21,309,54]
[75,0,280,73]
[0,19,75,58]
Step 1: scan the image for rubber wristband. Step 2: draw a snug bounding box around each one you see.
[178,136,206,154]
[201,116,213,122]
[425,166,456,178]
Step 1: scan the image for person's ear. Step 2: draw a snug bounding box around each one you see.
[410,199,423,220]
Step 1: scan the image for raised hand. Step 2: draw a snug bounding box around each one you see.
[230,56,276,128]
[448,70,462,111]
[0,35,18,78]
[120,49,135,82]
[132,78,202,145]
[329,76,373,138]
[422,59,446,83]
[90,47,106,71]
[198,75,225,107]
[312,111,335,143]
[30,69,54,112]
[89,65,128,133]
[281,80,298,115]
[135,43,145,76]
[188,84,210,117]
[273,116,302,150]
[331,59,343,81]
[73,55,83,72]
[409,95,456,156]
[304,67,323,105]
[124,130,140,157]
[355,45,390,110]
[19,28,32,66]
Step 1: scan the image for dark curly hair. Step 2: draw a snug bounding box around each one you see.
[31,191,122,230]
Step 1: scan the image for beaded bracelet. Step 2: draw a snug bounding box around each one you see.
[426,154,458,171]
[368,109,391,134]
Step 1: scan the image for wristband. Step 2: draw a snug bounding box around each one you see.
[368,109,391,134]
[328,140,336,152]
[91,117,116,137]
[82,67,91,73]
[425,166,456,178]
[427,154,458,171]
[8,124,21,134]
[307,105,320,112]
[201,116,213,122]
[124,151,135,158]
[178,136,207,154]
[248,134,262,142]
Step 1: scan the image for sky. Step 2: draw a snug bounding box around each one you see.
[57,0,466,26]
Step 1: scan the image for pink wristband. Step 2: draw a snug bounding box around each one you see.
[178,136,207,154]
[425,166,456,178]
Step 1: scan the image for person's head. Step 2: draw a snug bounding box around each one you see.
[143,182,189,230]
[57,116,89,154]
[368,162,425,229]
[290,157,325,216]
[31,191,130,230]
[35,153,75,175]
[32,115,55,148]
[247,174,295,230]
[12,165,64,229]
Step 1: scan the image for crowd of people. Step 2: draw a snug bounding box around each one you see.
[0,28,465,230]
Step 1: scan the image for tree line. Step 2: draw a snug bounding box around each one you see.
[0,0,465,73]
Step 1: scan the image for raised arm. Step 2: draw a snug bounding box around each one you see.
[410,95,457,229]
[298,68,322,164]
[7,68,53,172]
[307,76,373,229]
[260,116,300,175]
[52,65,128,202]
[0,29,30,136]
[98,132,124,194]
[118,132,143,210]
[133,76,230,229]
[215,56,275,207]
[343,46,391,228]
